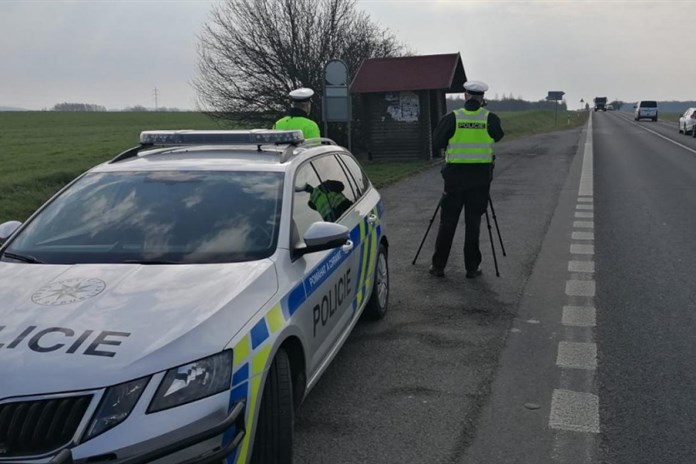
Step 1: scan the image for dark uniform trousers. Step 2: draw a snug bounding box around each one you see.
[432,172,490,272]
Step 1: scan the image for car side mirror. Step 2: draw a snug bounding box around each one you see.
[0,221,22,245]
[294,222,349,257]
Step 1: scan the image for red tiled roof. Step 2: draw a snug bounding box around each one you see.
[350,53,466,94]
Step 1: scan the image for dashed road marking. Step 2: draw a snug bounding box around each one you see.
[562,305,596,327]
[572,231,595,240]
[557,341,597,370]
[568,260,595,273]
[566,279,596,297]
[549,389,600,433]
[570,244,595,255]
[549,112,599,456]
[574,220,594,229]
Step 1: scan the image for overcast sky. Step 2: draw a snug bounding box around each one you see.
[1,0,693,111]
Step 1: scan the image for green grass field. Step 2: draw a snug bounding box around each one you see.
[0,110,588,223]
[657,112,679,123]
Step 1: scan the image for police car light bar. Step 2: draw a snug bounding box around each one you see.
[139,130,305,146]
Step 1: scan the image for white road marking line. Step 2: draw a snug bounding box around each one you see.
[566,279,596,297]
[549,389,600,433]
[574,220,594,229]
[562,305,596,327]
[578,197,593,203]
[575,211,594,219]
[572,231,594,240]
[570,244,594,255]
[616,113,696,156]
[557,342,597,370]
[568,260,595,273]
[579,118,594,197]
[576,204,594,210]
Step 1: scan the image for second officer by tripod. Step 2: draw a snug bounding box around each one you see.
[429,80,504,278]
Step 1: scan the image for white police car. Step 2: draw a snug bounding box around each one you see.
[0,130,389,464]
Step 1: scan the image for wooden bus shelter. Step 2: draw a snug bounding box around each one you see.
[350,53,467,160]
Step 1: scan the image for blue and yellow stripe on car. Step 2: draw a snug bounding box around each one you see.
[225,304,286,464]
[225,201,383,463]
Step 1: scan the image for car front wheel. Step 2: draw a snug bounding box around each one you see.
[251,348,294,464]
[364,242,389,320]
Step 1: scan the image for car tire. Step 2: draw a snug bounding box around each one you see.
[251,348,294,464]
[679,123,683,134]
[364,242,389,320]
[692,126,696,138]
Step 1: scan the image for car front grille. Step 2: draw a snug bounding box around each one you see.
[0,395,92,457]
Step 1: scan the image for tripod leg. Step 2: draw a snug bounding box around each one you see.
[489,197,507,257]
[412,197,442,265]
[485,209,500,277]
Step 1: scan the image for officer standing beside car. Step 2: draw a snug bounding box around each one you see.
[273,87,321,139]
[429,80,504,279]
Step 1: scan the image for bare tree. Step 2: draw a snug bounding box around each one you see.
[193,0,406,123]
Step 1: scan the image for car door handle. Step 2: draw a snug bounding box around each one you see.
[342,240,354,253]
[367,214,377,224]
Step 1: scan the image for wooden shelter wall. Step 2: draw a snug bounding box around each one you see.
[363,92,433,160]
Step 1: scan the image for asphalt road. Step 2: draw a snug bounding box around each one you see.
[294,110,696,463]
[293,123,587,463]
[594,111,696,463]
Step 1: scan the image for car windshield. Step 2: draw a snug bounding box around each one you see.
[3,170,284,264]
[642,101,657,107]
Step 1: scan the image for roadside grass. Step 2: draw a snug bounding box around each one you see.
[658,112,679,123]
[498,110,589,141]
[0,112,227,223]
[0,110,589,223]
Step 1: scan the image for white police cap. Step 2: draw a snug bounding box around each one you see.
[463,80,489,95]
[289,88,314,102]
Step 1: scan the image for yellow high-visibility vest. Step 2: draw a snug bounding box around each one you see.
[445,108,494,164]
[273,116,320,139]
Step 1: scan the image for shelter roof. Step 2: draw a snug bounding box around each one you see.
[350,53,466,94]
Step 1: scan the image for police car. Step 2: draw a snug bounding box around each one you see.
[0,130,389,464]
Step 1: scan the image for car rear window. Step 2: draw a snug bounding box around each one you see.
[5,170,284,264]
[641,101,657,107]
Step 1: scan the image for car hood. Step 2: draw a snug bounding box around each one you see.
[0,261,277,399]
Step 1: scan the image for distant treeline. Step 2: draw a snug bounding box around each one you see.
[52,102,107,112]
[447,97,568,112]
[50,103,183,112]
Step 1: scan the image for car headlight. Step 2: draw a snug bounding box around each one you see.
[148,350,233,413]
[84,376,150,441]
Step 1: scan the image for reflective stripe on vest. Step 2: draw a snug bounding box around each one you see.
[445,108,494,164]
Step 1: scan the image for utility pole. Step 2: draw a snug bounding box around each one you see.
[153,87,159,111]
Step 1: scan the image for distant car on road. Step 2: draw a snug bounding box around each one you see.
[606,104,614,111]
[634,100,658,121]
[678,107,696,135]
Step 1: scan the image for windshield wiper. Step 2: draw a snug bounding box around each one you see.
[2,252,43,264]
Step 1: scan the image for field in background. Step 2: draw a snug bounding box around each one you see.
[657,112,679,123]
[1,110,587,223]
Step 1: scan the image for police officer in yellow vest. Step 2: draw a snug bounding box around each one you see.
[430,80,504,278]
[299,180,353,222]
[273,88,321,139]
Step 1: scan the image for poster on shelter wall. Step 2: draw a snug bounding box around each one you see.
[385,91,420,122]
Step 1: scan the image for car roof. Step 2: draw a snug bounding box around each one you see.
[91,142,345,174]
